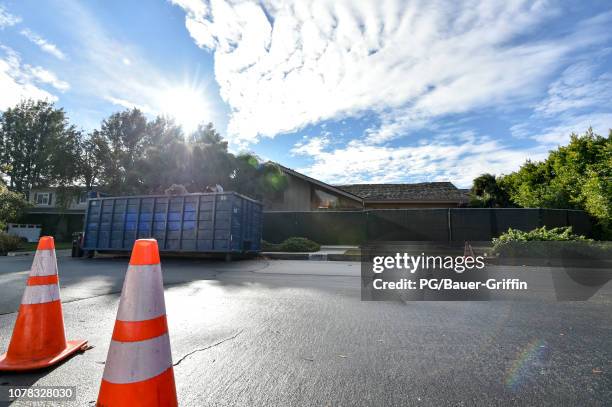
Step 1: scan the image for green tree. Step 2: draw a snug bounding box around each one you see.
[187,122,234,190]
[139,116,189,193]
[581,170,611,228]
[95,108,148,194]
[1,100,288,206]
[229,154,288,200]
[0,183,30,230]
[494,128,611,237]
[0,100,80,193]
[469,173,512,207]
[78,131,111,190]
[51,126,82,187]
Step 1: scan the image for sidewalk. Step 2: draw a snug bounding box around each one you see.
[261,245,360,261]
[7,247,360,261]
[7,249,72,257]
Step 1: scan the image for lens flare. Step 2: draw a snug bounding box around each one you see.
[504,338,548,391]
[158,85,211,134]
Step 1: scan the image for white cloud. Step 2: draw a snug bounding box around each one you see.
[0,45,60,110]
[104,96,152,113]
[27,65,70,91]
[291,133,330,155]
[535,60,612,116]
[529,113,612,145]
[20,28,67,60]
[0,5,21,28]
[292,132,548,187]
[172,0,611,144]
[171,0,209,19]
[511,54,612,144]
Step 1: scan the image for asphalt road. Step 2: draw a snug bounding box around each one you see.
[0,254,611,406]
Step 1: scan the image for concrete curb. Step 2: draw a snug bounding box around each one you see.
[262,252,360,262]
[327,254,361,262]
[7,249,72,257]
[261,252,309,260]
[7,251,34,257]
[486,256,612,268]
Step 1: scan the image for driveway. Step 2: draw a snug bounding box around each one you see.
[0,255,610,406]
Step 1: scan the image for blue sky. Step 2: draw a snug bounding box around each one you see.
[1,0,611,187]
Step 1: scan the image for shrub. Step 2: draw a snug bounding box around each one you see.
[0,185,30,230]
[493,226,591,245]
[279,237,320,252]
[491,226,611,259]
[261,240,280,251]
[262,237,321,252]
[0,233,22,254]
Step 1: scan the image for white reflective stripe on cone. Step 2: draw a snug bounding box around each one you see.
[116,264,166,322]
[30,250,58,277]
[21,284,60,304]
[102,333,173,384]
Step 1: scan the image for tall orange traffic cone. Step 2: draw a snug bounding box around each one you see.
[97,239,177,407]
[0,236,88,371]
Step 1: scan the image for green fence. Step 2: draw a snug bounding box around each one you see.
[263,208,593,245]
[19,208,594,245]
[263,211,366,245]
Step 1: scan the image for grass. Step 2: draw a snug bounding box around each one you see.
[15,241,73,251]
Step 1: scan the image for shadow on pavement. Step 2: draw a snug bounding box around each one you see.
[0,255,356,315]
[0,349,87,406]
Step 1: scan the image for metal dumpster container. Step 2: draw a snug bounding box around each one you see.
[82,192,262,254]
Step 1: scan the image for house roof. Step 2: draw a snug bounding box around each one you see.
[276,164,364,203]
[458,188,471,200]
[275,163,466,204]
[335,182,466,203]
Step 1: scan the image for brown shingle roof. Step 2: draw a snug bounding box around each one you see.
[277,164,364,202]
[335,182,465,202]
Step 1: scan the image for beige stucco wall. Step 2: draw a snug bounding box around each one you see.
[262,173,313,211]
[263,171,462,211]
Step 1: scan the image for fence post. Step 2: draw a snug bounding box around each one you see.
[364,210,369,243]
[490,209,498,239]
[538,208,543,227]
[447,208,452,242]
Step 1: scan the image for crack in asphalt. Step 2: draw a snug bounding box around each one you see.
[173,330,244,367]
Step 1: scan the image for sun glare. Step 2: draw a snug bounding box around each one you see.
[158,85,210,134]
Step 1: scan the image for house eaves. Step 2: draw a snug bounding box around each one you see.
[363,199,462,204]
[275,164,365,204]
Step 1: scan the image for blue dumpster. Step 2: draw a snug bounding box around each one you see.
[82,192,262,254]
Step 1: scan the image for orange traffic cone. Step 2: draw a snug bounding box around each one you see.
[97,239,177,407]
[0,236,88,371]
